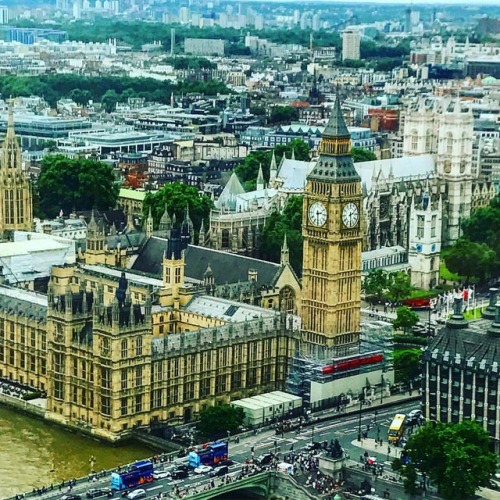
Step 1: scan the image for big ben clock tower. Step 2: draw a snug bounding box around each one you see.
[301,96,362,358]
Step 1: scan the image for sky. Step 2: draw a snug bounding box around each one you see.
[267,0,499,5]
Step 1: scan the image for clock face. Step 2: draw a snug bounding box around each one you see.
[308,202,327,227]
[342,202,359,228]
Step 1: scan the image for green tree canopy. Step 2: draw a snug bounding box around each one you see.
[234,139,310,190]
[398,420,497,499]
[387,271,413,304]
[37,155,119,218]
[443,238,496,282]
[351,147,377,163]
[362,269,388,303]
[393,349,421,383]
[392,306,419,334]
[261,195,303,275]
[142,182,213,239]
[268,106,300,125]
[198,404,245,437]
[461,195,500,276]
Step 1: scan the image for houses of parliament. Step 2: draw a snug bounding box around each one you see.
[0,100,363,441]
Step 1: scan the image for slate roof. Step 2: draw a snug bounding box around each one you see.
[277,159,314,190]
[424,318,500,370]
[0,286,47,323]
[132,238,282,286]
[131,237,166,276]
[322,96,350,138]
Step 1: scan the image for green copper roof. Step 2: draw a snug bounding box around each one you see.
[310,155,361,183]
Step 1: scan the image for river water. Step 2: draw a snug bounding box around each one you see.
[0,406,150,500]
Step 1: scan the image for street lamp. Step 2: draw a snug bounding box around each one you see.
[357,392,364,442]
[311,425,315,444]
[227,430,230,443]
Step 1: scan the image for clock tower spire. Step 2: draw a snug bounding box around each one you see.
[301,95,362,358]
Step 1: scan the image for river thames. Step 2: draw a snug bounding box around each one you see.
[0,406,151,499]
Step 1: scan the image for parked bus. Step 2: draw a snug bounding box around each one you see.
[110,460,154,491]
[402,297,431,310]
[388,414,406,444]
[188,441,228,468]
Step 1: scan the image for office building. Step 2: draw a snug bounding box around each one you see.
[342,29,361,61]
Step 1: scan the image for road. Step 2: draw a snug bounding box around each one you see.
[32,400,420,500]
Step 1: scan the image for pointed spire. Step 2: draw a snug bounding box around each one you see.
[146,207,153,238]
[269,150,277,182]
[453,97,461,114]
[291,148,296,160]
[256,163,265,190]
[2,97,22,171]
[198,218,206,246]
[159,203,172,234]
[322,93,349,138]
[388,162,394,179]
[126,211,135,232]
[281,232,289,266]
[6,98,15,138]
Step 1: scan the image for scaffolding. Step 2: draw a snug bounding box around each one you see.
[286,319,394,409]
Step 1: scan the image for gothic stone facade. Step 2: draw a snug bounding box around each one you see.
[0,263,297,441]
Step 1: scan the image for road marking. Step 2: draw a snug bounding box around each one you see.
[147,485,163,491]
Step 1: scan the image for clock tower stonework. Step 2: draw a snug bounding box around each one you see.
[301,96,362,358]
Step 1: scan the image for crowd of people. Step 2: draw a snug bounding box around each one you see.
[0,377,45,399]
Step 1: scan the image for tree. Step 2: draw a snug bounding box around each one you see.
[268,106,299,125]
[261,195,303,275]
[351,147,377,163]
[37,155,119,217]
[443,238,496,282]
[101,89,120,113]
[393,349,421,383]
[398,420,497,499]
[142,182,213,238]
[362,269,388,303]
[392,306,419,334]
[198,405,245,437]
[386,271,413,304]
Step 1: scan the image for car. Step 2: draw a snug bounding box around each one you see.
[86,489,113,499]
[175,464,189,472]
[304,441,322,451]
[194,465,212,474]
[152,470,171,480]
[170,469,188,480]
[209,465,229,477]
[407,409,423,424]
[219,459,234,467]
[256,453,273,466]
[61,496,82,500]
[126,490,146,500]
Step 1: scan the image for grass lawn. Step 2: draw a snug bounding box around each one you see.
[463,307,487,321]
[440,262,459,282]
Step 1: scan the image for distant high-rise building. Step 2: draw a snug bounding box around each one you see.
[254,14,264,31]
[293,9,300,25]
[0,5,8,24]
[342,29,360,61]
[72,0,81,20]
[405,7,412,32]
[312,13,321,31]
[179,6,189,24]
[170,28,175,56]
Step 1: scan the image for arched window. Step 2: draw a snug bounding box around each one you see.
[425,130,431,151]
[411,130,418,151]
[279,286,296,314]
